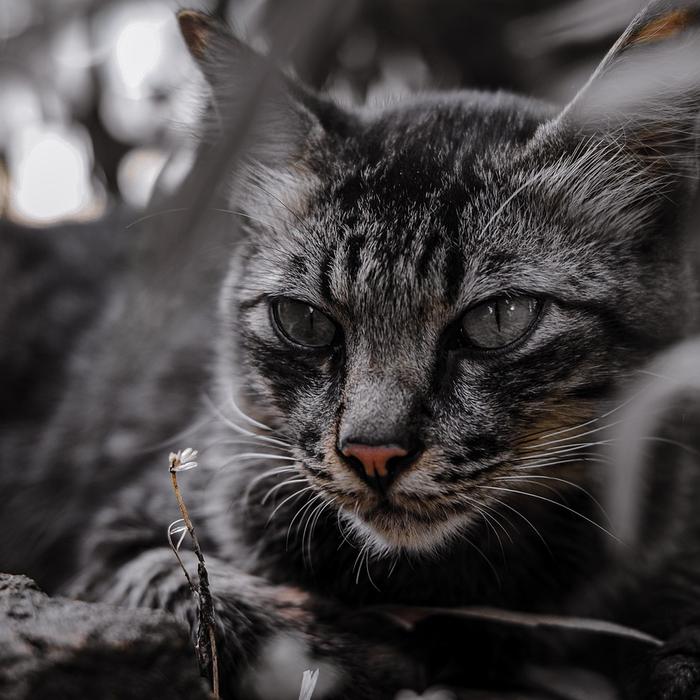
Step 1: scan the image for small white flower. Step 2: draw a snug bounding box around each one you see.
[169,447,199,472]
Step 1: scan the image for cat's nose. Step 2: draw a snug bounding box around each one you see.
[339,441,422,493]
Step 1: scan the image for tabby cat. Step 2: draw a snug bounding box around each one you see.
[3,0,700,697]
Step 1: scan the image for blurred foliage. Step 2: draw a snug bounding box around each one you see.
[0,0,642,225]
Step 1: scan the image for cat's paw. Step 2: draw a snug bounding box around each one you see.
[645,628,700,700]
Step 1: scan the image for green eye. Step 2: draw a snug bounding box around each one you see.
[272,298,337,348]
[461,295,541,350]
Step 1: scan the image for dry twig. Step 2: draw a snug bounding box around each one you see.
[168,448,220,699]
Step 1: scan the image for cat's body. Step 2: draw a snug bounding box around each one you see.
[4,2,700,698]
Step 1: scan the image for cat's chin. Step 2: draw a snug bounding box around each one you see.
[342,503,471,554]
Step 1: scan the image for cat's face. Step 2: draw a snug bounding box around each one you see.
[178,8,698,553]
[222,92,692,553]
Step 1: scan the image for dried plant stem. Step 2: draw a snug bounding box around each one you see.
[169,457,220,699]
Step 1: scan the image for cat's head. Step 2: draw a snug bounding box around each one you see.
[179,4,700,554]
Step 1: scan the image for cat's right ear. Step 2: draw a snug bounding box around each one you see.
[178,10,215,62]
[177,9,332,170]
[551,0,700,174]
[177,10,267,96]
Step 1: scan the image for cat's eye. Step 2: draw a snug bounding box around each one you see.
[271,298,337,348]
[461,295,541,350]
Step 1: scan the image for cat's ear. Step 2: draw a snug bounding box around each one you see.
[177,9,333,171]
[554,0,700,173]
[178,9,216,62]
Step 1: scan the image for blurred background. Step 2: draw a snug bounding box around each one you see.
[0,0,645,228]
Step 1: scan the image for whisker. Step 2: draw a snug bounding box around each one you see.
[528,439,614,457]
[233,452,297,461]
[477,485,619,542]
[458,530,502,587]
[364,547,380,592]
[267,486,315,523]
[482,494,550,551]
[477,507,506,560]
[353,544,365,584]
[225,384,274,432]
[519,390,650,448]
[494,474,610,523]
[516,456,611,471]
[261,477,309,505]
[126,205,284,233]
[126,207,188,229]
[336,509,357,550]
[287,493,325,550]
[514,451,606,465]
[245,179,319,239]
[203,395,292,448]
[211,206,282,231]
[132,415,215,455]
[478,169,545,239]
[492,476,571,504]
[637,435,700,456]
[524,423,622,452]
[243,466,298,505]
[462,494,513,546]
[199,436,293,454]
[302,497,334,568]
[216,454,297,475]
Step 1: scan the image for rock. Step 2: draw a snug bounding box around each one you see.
[0,574,210,700]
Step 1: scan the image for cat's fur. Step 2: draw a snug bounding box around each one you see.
[3,1,700,697]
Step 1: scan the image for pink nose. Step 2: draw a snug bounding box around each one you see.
[341,443,409,479]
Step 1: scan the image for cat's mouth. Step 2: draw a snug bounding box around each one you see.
[335,490,468,551]
[354,502,468,551]
[311,448,478,550]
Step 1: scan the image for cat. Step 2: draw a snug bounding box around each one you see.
[3,0,700,697]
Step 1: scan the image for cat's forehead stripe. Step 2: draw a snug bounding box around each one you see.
[324,218,461,315]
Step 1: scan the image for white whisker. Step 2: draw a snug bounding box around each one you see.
[462,494,513,546]
[302,497,334,568]
[243,466,298,504]
[286,493,325,549]
[532,439,614,457]
[494,474,610,523]
[523,386,658,450]
[203,394,292,448]
[234,452,297,461]
[201,436,293,454]
[225,385,274,432]
[364,547,380,592]
[478,484,619,542]
[216,453,297,474]
[482,494,550,551]
[515,451,604,465]
[458,530,501,587]
[261,478,308,505]
[267,486,315,523]
[524,422,622,451]
[516,456,610,471]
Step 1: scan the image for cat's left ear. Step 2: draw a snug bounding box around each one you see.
[177,10,340,170]
[553,0,700,173]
